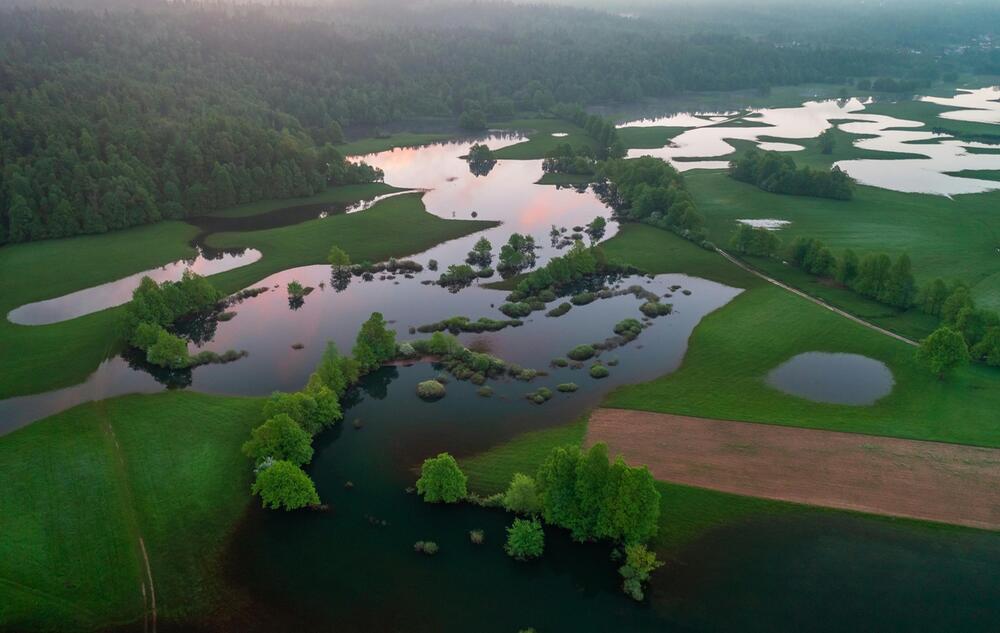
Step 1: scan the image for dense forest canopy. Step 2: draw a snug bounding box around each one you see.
[0,0,990,243]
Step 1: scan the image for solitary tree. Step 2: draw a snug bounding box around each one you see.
[242,414,314,466]
[251,460,320,510]
[503,473,541,515]
[818,128,836,154]
[416,453,467,503]
[353,312,397,371]
[328,245,351,268]
[916,326,969,379]
[505,518,545,560]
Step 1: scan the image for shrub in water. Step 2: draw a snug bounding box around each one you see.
[590,364,610,379]
[416,380,446,401]
[469,529,485,545]
[551,357,569,367]
[476,386,494,397]
[571,292,595,306]
[567,344,596,361]
[546,302,572,318]
[416,453,467,503]
[414,541,439,555]
[505,518,545,561]
[639,301,672,318]
[556,382,578,392]
[500,302,533,318]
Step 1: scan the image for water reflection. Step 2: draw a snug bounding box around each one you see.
[7,247,262,326]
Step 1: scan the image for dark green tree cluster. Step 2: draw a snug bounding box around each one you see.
[508,241,619,303]
[0,2,909,243]
[784,237,916,309]
[535,443,660,544]
[541,143,597,176]
[729,149,854,200]
[497,233,538,275]
[597,157,706,243]
[553,105,627,160]
[729,224,781,257]
[121,271,223,368]
[917,280,1000,366]
[416,453,468,503]
[465,144,497,177]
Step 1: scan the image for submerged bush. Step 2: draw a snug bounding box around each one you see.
[505,518,545,560]
[546,302,572,318]
[590,364,610,379]
[500,302,533,318]
[571,291,596,306]
[476,386,494,398]
[416,380,446,401]
[469,529,485,545]
[556,382,578,392]
[639,301,672,318]
[614,318,643,340]
[551,357,569,367]
[414,541,440,555]
[526,387,553,404]
[567,344,596,361]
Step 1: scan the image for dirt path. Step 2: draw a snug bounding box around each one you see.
[587,408,1000,529]
[715,248,918,346]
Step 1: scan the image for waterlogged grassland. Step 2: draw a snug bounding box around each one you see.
[492,118,599,159]
[206,183,401,218]
[606,283,1000,448]
[0,392,263,631]
[205,193,497,292]
[863,98,1000,140]
[0,192,495,399]
[0,222,200,399]
[616,126,686,150]
[688,171,1000,311]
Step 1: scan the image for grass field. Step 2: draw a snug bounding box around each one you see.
[0,192,494,400]
[617,126,687,149]
[606,282,1000,447]
[863,98,1000,140]
[492,118,599,159]
[0,392,263,631]
[687,171,1000,311]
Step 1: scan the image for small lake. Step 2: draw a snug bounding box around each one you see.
[766,352,894,405]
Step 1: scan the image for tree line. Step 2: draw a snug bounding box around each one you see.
[729,149,854,200]
[0,2,919,243]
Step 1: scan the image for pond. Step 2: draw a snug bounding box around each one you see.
[618,87,1000,196]
[766,352,894,405]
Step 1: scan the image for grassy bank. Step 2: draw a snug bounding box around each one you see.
[688,171,1000,311]
[205,183,401,218]
[492,118,598,159]
[0,191,494,399]
[0,392,263,631]
[338,132,456,157]
[606,283,1000,448]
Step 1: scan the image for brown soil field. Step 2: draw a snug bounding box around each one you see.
[587,408,1000,529]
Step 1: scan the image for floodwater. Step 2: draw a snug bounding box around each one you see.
[6,247,262,326]
[3,113,998,633]
[619,87,1000,195]
[0,132,724,433]
[766,352,894,405]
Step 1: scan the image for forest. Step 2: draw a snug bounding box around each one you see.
[0,0,953,243]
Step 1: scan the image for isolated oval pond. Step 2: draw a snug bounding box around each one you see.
[766,352,894,405]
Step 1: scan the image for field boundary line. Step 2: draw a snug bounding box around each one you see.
[716,248,918,346]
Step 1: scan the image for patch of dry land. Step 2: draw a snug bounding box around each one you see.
[588,408,1000,529]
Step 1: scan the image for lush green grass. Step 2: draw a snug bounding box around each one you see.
[205,193,497,293]
[206,183,401,218]
[0,222,200,399]
[606,283,1000,448]
[0,392,263,631]
[688,171,1000,311]
[338,132,456,157]
[742,255,940,340]
[602,223,761,289]
[945,169,1000,183]
[616,126,686,149]
[492,118,598,159]
[535,172,596,186]
[0,192,493,399]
